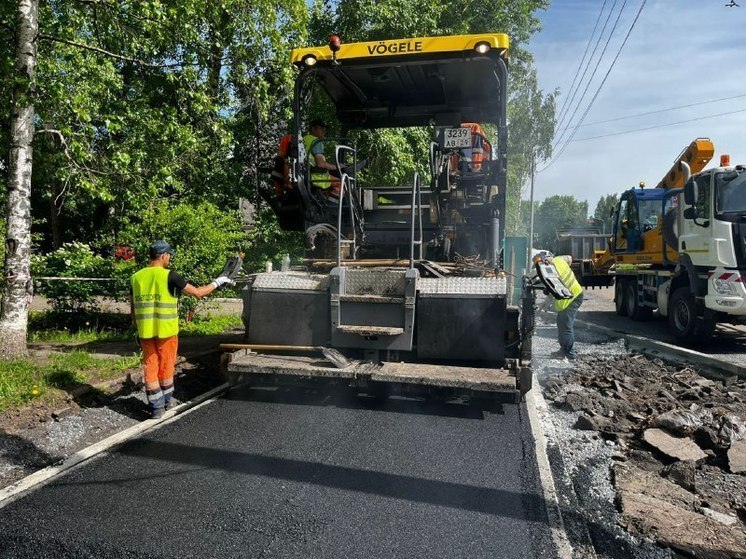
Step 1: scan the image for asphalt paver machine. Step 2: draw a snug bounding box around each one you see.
[227,33,535,401]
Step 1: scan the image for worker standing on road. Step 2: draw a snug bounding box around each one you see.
[547,255,584,360]
[304,119,342,201]
[130,240,234,419]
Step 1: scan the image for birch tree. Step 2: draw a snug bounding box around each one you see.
[0,0,38,358]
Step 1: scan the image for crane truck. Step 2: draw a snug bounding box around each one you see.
[225,33,536,401]
[575,138,746,343]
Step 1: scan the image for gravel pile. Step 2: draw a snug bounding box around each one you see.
[544,352,746,559]
[533,320,673,559]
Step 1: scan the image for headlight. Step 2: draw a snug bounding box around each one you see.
[304,55,317,66]
[713,278,736,295]
[475,42,491,54]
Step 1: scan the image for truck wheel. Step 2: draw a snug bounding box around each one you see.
[615,279,628,316]
[668,287,715,344]
[626,281,653,320]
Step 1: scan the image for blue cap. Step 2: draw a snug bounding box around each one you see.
[150,239,174,256]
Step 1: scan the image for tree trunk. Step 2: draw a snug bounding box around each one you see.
[0,0,39,358]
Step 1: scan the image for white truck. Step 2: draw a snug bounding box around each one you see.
[577,140,746,343]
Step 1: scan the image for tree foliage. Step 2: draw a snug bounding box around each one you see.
[2,0,308,253]
[533,195,589,252]
[593,194,619,234]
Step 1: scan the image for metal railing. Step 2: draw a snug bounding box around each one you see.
[335,145,359,266]
[409,172,424,269]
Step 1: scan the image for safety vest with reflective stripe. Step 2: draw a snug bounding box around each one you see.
[553,256,583,312]
[130,267,179,339]
[303,134,332,189]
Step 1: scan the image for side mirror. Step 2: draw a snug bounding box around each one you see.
[683,207,698,220]
[684,180,698,206]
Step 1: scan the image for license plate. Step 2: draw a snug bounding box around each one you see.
[443,127,471,149]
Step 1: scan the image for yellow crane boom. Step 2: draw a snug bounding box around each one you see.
[655,138,714,190]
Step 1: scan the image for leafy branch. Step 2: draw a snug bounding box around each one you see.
[38,34,179,68]
[35,128,116,176]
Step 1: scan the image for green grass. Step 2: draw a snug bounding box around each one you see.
[1,313,241,413]
[0,359,41,412]
[180,314,242,337]
[28,312,242,344]
[0,350,141,413]
[28,329,132,344]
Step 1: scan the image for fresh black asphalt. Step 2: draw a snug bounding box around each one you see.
[0,385,558,558]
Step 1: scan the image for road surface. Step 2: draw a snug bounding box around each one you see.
[0,384,558,559]
[578,288,746,367]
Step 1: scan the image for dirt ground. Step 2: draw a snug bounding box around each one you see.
[543,351,746,558]
[0,332,243,491]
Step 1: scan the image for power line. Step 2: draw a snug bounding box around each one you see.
[556,93,746,133]
[540,0,648,173]
[554,0,618,136]
[570,107,746,141]
[554,0,608,127]
[552,0,628,152]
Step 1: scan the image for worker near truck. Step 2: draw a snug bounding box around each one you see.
[130,240,234,419]
[304,119,342,201]
[546,255,584,360]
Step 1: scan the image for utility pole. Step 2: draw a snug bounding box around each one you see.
[527,154,536,272]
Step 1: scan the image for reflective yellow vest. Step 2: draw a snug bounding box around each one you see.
[130,267,179,339]
[553,257,583,312]
[303,134,332,189]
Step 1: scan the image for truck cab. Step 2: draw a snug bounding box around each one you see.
[679,162,746,317]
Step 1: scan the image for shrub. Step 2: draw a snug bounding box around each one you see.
[115,200,249,316]
[32,242,125,313]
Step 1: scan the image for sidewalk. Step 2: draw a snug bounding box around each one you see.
[30,296,244,317]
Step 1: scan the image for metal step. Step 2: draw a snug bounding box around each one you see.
[336,325,405,336]
[339,294,405,304]
[331,267,417,351]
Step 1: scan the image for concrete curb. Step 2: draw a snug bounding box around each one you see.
[538,310,746,380]
[0,382,230,510]
[525,379,577,559]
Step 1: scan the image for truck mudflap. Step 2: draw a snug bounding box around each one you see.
[225,350,528,402]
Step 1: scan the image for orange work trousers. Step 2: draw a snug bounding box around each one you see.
[140,336,178,411]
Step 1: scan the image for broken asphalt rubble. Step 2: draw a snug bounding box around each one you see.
[544,353,746,558]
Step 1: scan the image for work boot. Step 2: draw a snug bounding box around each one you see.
[165,398,178,411]
[151,407,165,420]
[549,349,567,360]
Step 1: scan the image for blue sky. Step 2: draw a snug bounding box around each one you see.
[528,0,746,213]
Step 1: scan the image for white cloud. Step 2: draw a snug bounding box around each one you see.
[529,0,746,212]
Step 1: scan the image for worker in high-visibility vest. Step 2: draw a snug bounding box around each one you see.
[303,119,342,202]
[130,240,234,419]
[547,255,584,360]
